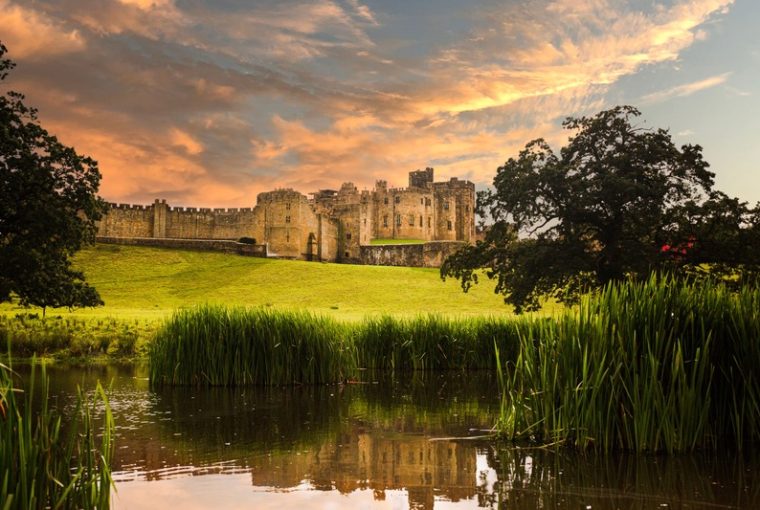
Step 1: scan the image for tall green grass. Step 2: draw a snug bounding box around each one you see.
[0,361,114,509]
[149,307,356,386]
[150,307,523,386]
[356,315,521,371]
[496,275,760,453]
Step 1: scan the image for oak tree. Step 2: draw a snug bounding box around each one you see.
[0,42,104,314]
[442,106,760,312]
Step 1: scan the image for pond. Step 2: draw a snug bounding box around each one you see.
[25,364,760,509]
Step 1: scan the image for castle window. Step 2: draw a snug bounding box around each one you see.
[285,215,291,223]
[363,218,366,226]
[395,195,400,204]
[425,198,431,206]
[286,232,290,242]
[383,215,388,227]
[408,214,414,226]
[427,217,431,228]
[384,197,388,205]
[286,202,291,210]
[396,214,401,226]
[443,201,449,210]
[420,198,423,205]
[419,215,422,227]
[447,220,452,231]
[345,251,349,258]
[346,232,352,240]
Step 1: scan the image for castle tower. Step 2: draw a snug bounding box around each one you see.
[408,167,434,189]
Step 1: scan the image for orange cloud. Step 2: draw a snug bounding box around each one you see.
[0,0,85,59]
[169,128,204,155]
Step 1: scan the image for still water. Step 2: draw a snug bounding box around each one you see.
[29,364,760,509]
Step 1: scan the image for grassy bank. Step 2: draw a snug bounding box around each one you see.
[0,314,152,361]
[0,243,513,323]
[1,361,114,508]
[0,243,519,360]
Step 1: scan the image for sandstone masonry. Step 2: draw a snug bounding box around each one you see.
[97,168,475,266]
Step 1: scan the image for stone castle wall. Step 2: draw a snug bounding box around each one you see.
[98,200,259,240]
[97,203,155,238]
[97,168,475,266]
[359,241,466,268]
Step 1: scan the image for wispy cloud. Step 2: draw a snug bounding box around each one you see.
[641,72,731,104]
[2,0,736,206]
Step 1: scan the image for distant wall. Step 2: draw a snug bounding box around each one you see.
[422,241,468,268]
[96,236,268,257]
[164,206,258,240]
[359,241,465,268]
[97,201,259,240]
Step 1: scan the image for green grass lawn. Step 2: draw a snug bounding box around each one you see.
[1,243,521,323]
[368,238,425,245]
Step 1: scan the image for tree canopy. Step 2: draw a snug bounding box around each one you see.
[442,106,760,312]
[0,42,104,313]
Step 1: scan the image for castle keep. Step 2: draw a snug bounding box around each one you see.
[97,168,475,266]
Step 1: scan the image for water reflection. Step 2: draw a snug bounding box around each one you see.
[22,364,760,509]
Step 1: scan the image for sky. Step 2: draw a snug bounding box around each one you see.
[2,0,758,207]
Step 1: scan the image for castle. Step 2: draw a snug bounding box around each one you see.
[97,168,475,266]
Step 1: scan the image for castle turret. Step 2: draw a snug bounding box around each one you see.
[408,168,434,189]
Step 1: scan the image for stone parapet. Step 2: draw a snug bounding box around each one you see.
[96,236,268,257]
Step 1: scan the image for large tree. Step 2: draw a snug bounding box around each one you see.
[0,42,104,314]
[442,106,760,312]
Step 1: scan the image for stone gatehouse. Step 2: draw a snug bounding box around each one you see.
[97,168,475,264]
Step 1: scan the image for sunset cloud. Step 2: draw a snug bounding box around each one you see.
[0,0,85,59]
[170,128,204,156]
[2,0,743,207]
[641,72,731,104]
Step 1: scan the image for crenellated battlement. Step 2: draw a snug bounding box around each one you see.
[109,202,151,211]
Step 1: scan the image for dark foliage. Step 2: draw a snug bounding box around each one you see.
[0,42,105,312]
[442,106,760,312]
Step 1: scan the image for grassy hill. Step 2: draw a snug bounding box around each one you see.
[1,243,518,322]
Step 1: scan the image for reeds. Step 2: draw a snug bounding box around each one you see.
[0,360,114,509]
[150,307,523,386]
[149,306,357,386]
[495,275,760,453]
[355,314,522,371]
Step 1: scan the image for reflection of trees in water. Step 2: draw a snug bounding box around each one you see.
[485,447,760,509]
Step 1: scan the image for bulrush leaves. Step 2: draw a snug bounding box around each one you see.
[495,275,760,453]
[0,360,114,509]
